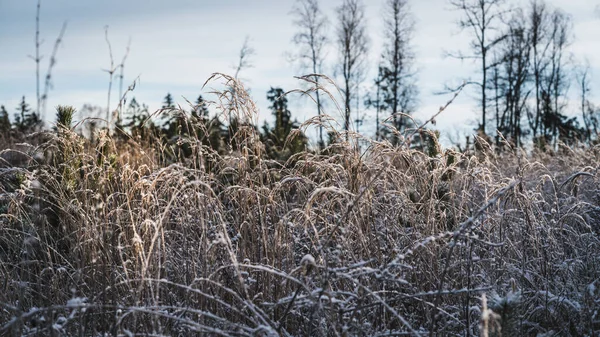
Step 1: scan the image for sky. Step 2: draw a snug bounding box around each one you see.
[1,0,599,145]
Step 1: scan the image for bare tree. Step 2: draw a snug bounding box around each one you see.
[336,0,369,138]
[577,63,596,141]
[291,0,328,149]
[365,64,388,141]
[523,1,577,148]
[380,0,418,140]
[491,8,531,148]
[449,0,508,134]
[577,62,598,142]
[544,8,572,145]
[527,0,551,138]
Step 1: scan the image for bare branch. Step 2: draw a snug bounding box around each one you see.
[41,21,67,120]
[234,36,255,80]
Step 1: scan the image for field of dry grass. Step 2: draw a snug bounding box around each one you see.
[1,81,600,336]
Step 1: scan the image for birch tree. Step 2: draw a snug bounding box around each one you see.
[291,0,329,148]
[449,0,507,134]
[336,0,369,137]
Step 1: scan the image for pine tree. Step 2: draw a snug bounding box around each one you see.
[14,96,41,133]
[55,105,75,130]
[380,0,418,140]
[263,87,306,160]
[0,105,10,134]
[162,93,175,109]
[190,95,224,152]
[14,96,30,131]
[267,88,292,144]
[207,116,225,153]
[190,95,209,139]
[192,95,209,120]
[161,93,181,139]
[124,97,153,139]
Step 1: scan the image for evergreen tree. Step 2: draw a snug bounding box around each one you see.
[14,96,30,131]
[380,0,418,140]
[162,93,175,109]
[14,96,41,133]
[191,95,209,120]
[161,93,181,139]
[206,116,225,153]
[55,105,75,130]
[262,87,307,160]
[0,105,10,134]
[190,95,209,139]
[267,88,292,144]
[189,95,225,152]
[124,97,154,139]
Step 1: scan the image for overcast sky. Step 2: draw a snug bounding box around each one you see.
[1,0,599,143]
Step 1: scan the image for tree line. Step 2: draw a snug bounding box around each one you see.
[292,0,599,150]
[446,0,598,150]
[0,88,308,163]
[2,0,598,155]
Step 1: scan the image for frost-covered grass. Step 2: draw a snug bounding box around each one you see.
[1,81,600,336]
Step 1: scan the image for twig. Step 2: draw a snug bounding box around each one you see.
[117,38,132,122]
[34,0,42,119]
[404,81,467,147]
[41,21,68,119]
[102,26,117,130]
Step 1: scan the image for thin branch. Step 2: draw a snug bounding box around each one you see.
[41,21,68,120]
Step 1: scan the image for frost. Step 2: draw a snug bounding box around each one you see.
[67,297,88,307]
[253,325,278,336]
[301,254,315,267]
[588,282,596,297]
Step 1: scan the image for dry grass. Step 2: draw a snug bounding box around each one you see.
[1,77,599,336]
